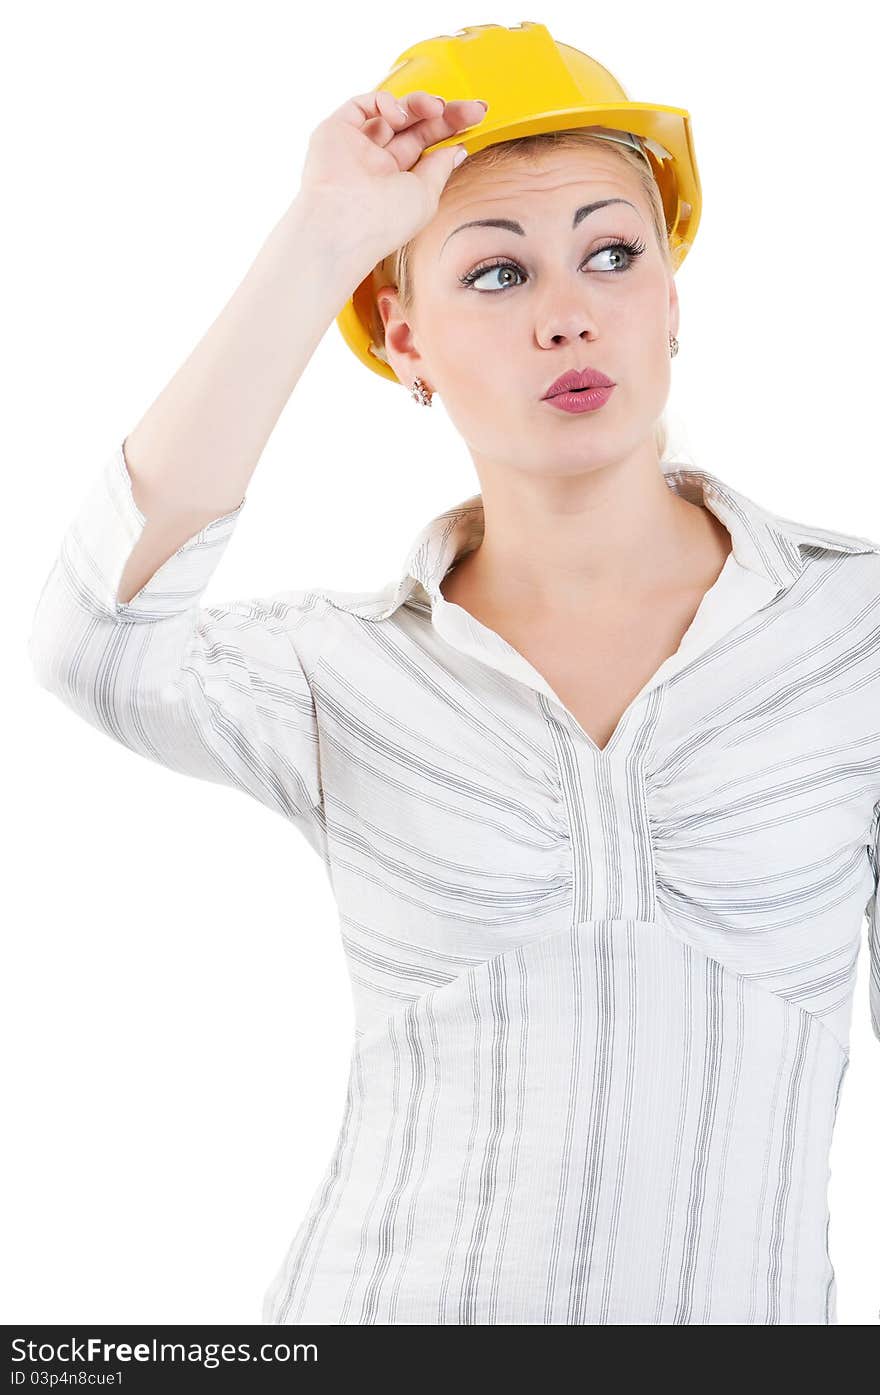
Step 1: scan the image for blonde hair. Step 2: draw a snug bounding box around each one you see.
[373,128,677,462]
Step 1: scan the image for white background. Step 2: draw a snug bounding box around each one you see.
[5,0,879,1324]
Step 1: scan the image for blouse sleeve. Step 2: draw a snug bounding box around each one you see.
[27,442,327,860]
[865,805,880,1042]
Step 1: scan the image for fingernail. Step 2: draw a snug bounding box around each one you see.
[453,146,468,166]
[477,100,489,110]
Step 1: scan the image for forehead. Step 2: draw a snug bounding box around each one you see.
[431,147,646,232]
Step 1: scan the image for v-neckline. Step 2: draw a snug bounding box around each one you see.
[433,546,771,758]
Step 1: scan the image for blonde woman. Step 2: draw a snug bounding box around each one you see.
[28,24,880,1325]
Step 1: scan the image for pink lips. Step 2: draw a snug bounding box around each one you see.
[544,384,616,414]
[543,366,615,399]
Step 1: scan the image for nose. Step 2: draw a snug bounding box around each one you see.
[541,324,597,350]
[537,302,599,348]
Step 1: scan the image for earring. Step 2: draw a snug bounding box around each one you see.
[669,333,679,358]
[410,375,433,406]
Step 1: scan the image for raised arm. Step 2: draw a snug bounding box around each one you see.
[116,193,377,606]
[28,90,488,847]
[116,87,487,605]
[26,190,376,849]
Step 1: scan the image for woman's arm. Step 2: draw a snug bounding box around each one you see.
[28,194,375,842]
[28,89,476,837]
[117,193,377,604]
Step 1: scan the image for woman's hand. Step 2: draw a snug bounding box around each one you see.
[299,89,490,264]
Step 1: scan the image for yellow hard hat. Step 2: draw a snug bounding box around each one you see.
[336,20,702,385]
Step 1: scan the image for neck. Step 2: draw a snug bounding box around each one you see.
[444,457,732,614]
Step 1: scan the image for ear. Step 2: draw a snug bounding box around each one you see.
[375,284,431,389]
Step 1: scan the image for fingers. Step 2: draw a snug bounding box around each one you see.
[337,89,488,147]
[385,90,489,134]
[368,89,437,145]
[334,88,426,131]
[380,89,443,124]
[376,93,490,170]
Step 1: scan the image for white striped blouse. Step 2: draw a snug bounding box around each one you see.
[28,441,880,1325]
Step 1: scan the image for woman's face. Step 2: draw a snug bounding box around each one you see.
[376,147,679,482]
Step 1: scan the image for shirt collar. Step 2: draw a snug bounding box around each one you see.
[319,461,880,621]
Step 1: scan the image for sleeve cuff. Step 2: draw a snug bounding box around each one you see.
[68,442,247,621]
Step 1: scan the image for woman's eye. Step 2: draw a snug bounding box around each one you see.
[465,264,525,292]
[460,238,646,292]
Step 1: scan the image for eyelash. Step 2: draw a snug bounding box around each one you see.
[458,235,648,292]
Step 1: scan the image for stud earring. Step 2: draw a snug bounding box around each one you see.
[669,333,679,358]
[410,375,433,406]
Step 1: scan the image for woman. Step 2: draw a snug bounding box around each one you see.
[28,23,880,1325]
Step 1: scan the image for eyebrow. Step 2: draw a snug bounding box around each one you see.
[440,198,640,254]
